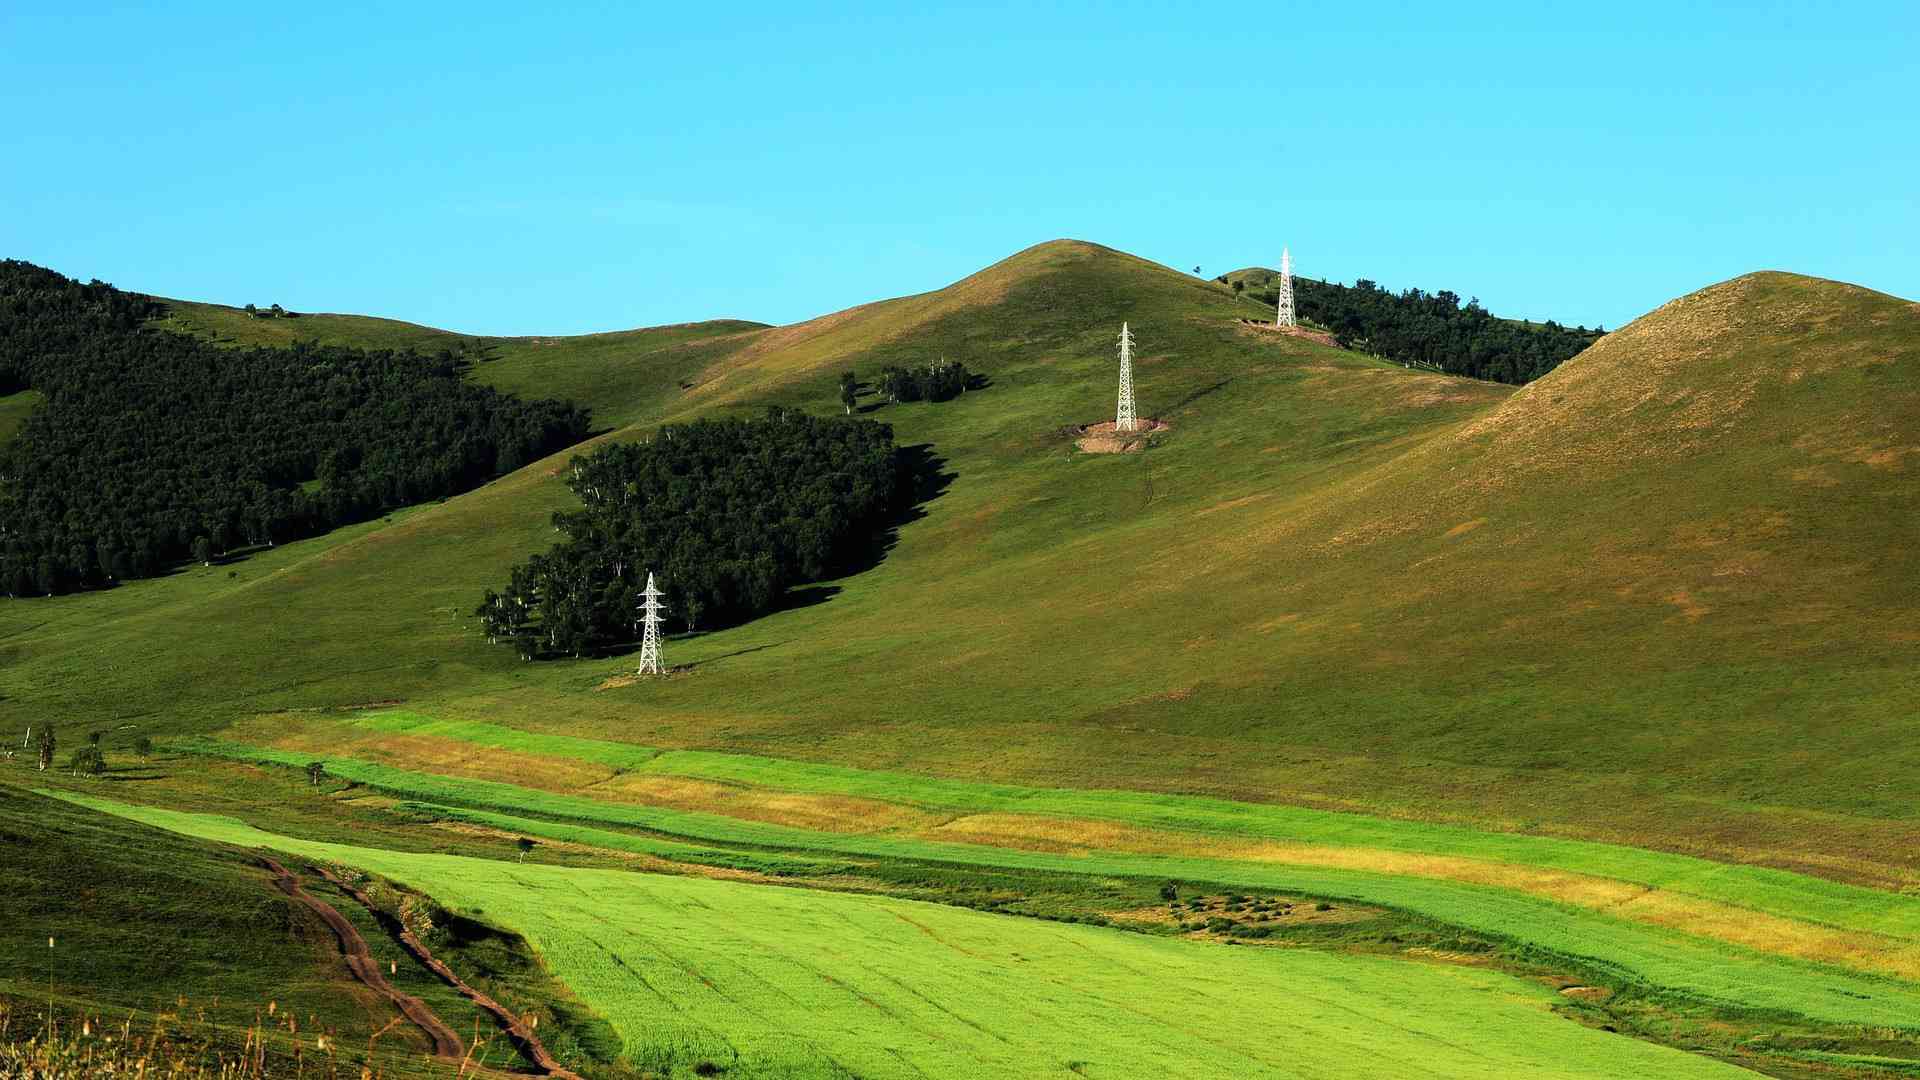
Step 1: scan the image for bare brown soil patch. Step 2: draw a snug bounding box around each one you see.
[1236,319,1342,349]
[1073,418,1170,453]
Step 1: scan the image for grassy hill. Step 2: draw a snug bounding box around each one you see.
[5,240,1918,1076]
[10,243,1913,875]
[156,297,770,430]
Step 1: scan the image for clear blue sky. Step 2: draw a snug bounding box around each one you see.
[3,2,1913,335]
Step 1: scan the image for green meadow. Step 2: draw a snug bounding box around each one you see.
[328,709,1920,945]
[157,739,1920,1028]
[59,793,1757,1080]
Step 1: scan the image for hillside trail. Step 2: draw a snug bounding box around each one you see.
[259,856,466,1061]
[312,864,586,1080]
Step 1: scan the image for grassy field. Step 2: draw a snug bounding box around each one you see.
[0,388,39,445]
[5,243,1914,884]
[59,793,1761,1080]
[0,786,513,1077]
[5,239,1919,1073]
[156,296,769,430]
[140,741,1920,1029]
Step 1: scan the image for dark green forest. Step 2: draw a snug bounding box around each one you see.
[0,260,590,596]
[477,408,901,659]
[1228,272,1604,384]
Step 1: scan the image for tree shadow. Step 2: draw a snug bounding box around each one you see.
[1164,378,1232,413]
[683,641,788,669]
[775,583,843,614]
[832,442,955,579]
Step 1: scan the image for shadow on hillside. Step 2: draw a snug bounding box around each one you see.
[1164,377,1233,414]
[682,641,787,670]
[834,442,954,579]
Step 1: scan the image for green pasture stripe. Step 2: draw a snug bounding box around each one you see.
[54,791,1756,1080]
[167,739,1920,1028]
[351,711,1920,943]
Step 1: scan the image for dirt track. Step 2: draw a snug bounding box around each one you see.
[314,864,585,1080]
[261,856,465,1060]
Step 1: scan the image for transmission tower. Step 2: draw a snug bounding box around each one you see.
[1115,322,1139,432]
[635,571,667,676]
[1275,247,1296,328]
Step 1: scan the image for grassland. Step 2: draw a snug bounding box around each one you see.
[0,388,39,445]
[58,793,1763,1080]
[6,243,1915,883]
[0,786,517,1078]
[157,297,768,430]
[4,239,1918,1073]
[141,739,1920,1030]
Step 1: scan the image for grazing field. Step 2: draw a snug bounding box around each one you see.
[60,794,1758,1080]
[155,740,1920,1029]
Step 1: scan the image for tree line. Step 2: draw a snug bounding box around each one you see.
[477,407,902,659]
[1227,273,1604,384]
[0,259,591,596]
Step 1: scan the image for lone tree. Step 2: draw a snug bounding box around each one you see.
[192,536,213,566]
[306,760,327,786]
[132,734,153,758]
[839,371,858,415]
[37,724,55,773]
[516,837,536,862]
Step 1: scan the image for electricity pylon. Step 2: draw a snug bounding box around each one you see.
[1116,322,1139,432]
[635,571,667,676]
[1275,247,1296,328]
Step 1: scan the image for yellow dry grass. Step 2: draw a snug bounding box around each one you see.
[596,773,942,835]
[924,812,1920,982]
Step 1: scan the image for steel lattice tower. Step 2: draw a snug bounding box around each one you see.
[1275,247,1296,328]
[635,571,667,676]
[1115,322,1139,432]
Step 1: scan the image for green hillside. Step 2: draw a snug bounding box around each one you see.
[157,297,770,429]
[5,240,1918,1076]
[9,243,1914,878]
[0,388,37,444]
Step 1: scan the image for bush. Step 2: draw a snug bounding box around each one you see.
[876,358,972,404]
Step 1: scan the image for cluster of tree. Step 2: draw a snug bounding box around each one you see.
[23,724,121,776]
[1226,273,1603,385]
[875,357,972,403]
[0,259,592,596]
[242,303,295,319]
[477,407,901,659]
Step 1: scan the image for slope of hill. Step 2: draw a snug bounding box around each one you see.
[1220,265,1605,382]
[6,242,1919,1077]
[4,246,1916,874]
[157,298,770,430]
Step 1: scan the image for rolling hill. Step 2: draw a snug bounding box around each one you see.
[4,240,1918,1077]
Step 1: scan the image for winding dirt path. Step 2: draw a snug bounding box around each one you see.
[260,856,465,1060]
[313,864,585,1080]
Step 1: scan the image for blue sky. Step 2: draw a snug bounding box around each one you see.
[2,2,1913,335]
